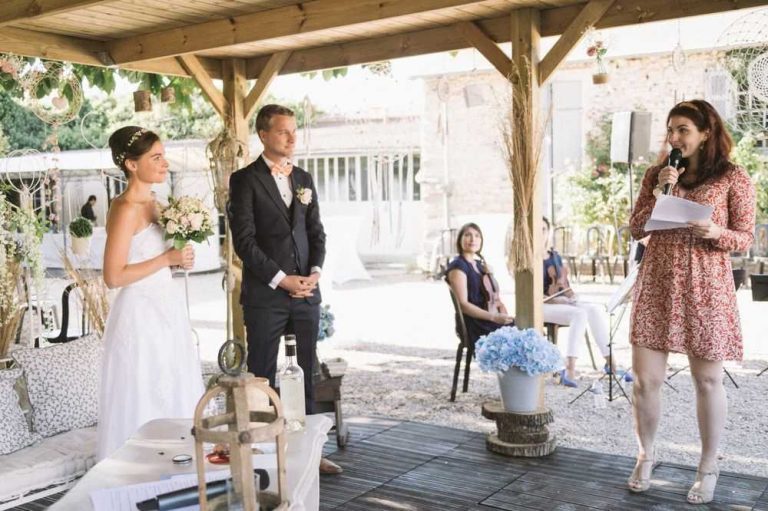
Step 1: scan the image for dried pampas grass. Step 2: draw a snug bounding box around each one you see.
[500,62,548,273]
[0,261,24,357]
[62,254,110,337]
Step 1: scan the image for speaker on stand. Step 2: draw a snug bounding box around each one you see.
[610,111,652,213]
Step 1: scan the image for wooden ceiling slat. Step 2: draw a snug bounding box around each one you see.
[105,0,500,64]
[0,0,113,27]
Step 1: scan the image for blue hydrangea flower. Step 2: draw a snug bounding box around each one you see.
[475,326,563,376]
[318,304,335,341]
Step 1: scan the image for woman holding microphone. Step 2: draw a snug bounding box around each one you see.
[626,100,755,504]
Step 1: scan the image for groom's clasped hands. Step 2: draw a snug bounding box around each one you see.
[279,273,320,298]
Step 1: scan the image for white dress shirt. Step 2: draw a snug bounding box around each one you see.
[260,154,321,289]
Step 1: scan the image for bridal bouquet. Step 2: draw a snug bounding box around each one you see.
[158,196,214,249]
[475,326,562,376]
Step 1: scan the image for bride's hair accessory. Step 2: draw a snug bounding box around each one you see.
[115,128,148,165]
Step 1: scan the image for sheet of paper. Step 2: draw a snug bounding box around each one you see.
[644,195,713,232]
[90,470,228,511]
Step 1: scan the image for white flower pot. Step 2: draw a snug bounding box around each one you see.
[497,367,541,412]
[71,236,91,257]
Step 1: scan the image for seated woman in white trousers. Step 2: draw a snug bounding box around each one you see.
[542,218,632,387]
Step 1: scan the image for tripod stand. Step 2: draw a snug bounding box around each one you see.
[570,299,631,405]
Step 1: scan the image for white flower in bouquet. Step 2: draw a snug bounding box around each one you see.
[158,196,214,250]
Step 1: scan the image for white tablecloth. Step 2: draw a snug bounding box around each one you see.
[49,415,332,511]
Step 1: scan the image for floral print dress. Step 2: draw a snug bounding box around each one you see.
[629,163,756,361]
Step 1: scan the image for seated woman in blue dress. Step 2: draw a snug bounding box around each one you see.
[446,223,514,344]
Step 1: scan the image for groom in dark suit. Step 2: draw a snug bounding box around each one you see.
[228,106,340,473]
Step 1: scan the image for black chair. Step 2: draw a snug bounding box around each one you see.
[544,322,598,370]
[448,286,473,402]
[552,225,579,280]
[753,224,768,274]
[41,283,89,344]
[615,225,632,278]
[580,225,614,283]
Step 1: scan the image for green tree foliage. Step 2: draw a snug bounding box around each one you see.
[0,94,47,150]
[0,123,8,156]
[566,113,649,230]
[731,133,768,223]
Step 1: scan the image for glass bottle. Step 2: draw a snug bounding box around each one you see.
[278,335,306,432]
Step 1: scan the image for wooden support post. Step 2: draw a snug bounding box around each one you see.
[223,58,250,344]
[510,8,542,332]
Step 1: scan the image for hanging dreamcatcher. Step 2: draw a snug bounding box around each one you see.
[715,8,768,136]
[206,128,246,346]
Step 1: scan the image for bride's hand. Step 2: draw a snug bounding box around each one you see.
[166,245,195,269]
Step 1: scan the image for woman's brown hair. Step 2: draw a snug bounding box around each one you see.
[108,126,161,178]
[666,99,733,186]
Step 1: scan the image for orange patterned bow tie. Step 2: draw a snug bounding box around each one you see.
[271,161,293,177]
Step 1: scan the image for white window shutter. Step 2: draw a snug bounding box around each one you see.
[705,70,737,122]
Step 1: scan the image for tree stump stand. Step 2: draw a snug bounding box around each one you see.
[481,401,556,457]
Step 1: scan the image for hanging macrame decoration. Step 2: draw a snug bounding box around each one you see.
[23,61,83,127]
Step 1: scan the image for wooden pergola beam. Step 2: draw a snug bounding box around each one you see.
[245,17,513,79]
[455,21,510,77]
[0,26,223,78]
[176,55,228,119]
[540,0,768,37]
[105,0,491,64]
[243,0,765,79]
[538,0,614,84]
[244,51,292,122]
[0,0,108,26]
[510,7,542,331]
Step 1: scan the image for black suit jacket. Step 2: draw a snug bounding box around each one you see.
[228,156,326,307]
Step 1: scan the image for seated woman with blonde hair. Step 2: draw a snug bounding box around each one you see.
[446,223,514,345]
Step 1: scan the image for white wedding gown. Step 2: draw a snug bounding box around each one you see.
[97,223,205,460]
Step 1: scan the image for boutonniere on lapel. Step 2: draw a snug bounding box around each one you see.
[296,186,313,206]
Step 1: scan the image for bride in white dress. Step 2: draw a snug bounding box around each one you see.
[97,126,205,460]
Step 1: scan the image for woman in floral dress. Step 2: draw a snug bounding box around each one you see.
[627,100,755,504]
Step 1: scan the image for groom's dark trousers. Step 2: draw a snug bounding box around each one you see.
[228,156,325,414]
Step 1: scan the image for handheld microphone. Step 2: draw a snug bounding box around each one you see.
[664,148,683,195]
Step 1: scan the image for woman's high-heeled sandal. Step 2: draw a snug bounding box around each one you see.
[687,466,719,505]
[627,453,655,493]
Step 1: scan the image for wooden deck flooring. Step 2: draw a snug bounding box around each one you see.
[320,416,768,511]
[9,415,768,510]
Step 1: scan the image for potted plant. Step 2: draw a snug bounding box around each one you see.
[317,304,347,376]
[587,39,609,84]
[68,216,93,256]
[476,326,563,412]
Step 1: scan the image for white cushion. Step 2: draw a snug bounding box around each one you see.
[12,334,102,437]
[0,427,96,505]
[0,368,39,455]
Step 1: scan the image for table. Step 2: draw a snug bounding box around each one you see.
[49,415,332,511]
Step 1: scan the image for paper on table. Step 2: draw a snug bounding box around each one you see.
[644,195,713,232]
[90,470,228,511]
